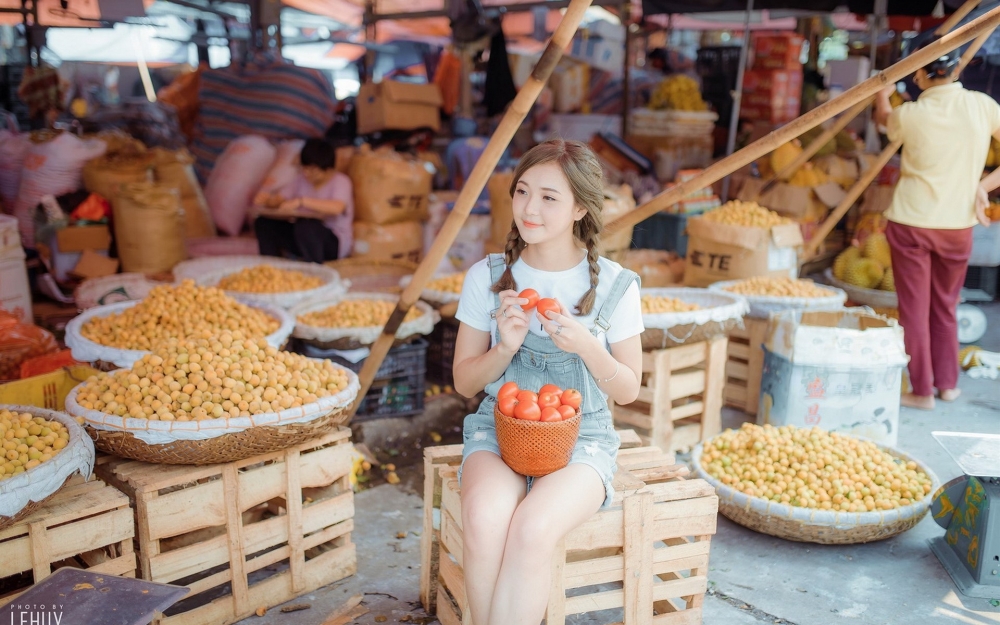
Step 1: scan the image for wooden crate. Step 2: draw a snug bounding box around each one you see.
[95,428,357,625]
[723,317,768,416]
[612,337,727,453]
[420,434,718,625]
[0,474,136,601]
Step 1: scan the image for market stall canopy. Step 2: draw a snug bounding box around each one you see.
[642,0,965,16]
[0,0,151,26]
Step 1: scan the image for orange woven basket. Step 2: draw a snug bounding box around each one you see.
[494,404,581,477]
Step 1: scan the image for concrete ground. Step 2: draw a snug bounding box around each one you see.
[240,302,1000,625]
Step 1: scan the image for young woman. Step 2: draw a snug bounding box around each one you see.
[452,139,644,625]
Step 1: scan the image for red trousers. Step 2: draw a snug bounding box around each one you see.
[885,221,972,396]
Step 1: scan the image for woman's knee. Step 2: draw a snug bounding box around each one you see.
[503,509,558,561]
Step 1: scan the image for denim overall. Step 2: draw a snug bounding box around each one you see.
[459,253,639,508]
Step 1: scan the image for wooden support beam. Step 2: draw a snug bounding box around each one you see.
[603,6,1000,238]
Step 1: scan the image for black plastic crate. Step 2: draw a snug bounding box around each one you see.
[426,317,459,387]
[963,266,998,302]
[630,212,689,256]
[300,338,427,421]
[696,46,743,79]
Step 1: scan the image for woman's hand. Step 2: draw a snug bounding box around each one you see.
[279,198,303,213]
[496,290,530,355]
[536,299,600,356]
[976,184,992,227]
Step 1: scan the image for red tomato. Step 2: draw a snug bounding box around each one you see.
[516,390,538,404]
[498,395,519,417]
[560,388,582,410]
[557,404,576,421]
[537,392,561,410]
[498,381,519,401]
[518,288,540,310]
[536,298,560,321]
[514,401,541,421]
[539,383,563,396]
[540,407,562,422]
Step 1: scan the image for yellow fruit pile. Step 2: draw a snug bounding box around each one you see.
[649,75,707,111]
[835,233,894,291]
[81,281,280,351]
[641,295,701,314]
[1,409,71,478]
[426,273,465,293]
[298,299,420,328]
[74,332,351,421]
[788,163,829,187]
[721,276,835,299]
[770,140,803,175]
[218,265,324,293]
[989,138,1000,169]
[701,201,792,229]
[701,423,933,511]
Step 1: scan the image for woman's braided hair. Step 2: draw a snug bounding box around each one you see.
[490,139,605,316]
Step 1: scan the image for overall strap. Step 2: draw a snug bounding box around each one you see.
[487,253,506,345]
[592,268,640,335]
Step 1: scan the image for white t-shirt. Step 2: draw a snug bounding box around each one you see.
[456,255,644,347]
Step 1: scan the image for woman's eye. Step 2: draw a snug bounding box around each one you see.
[544,196,555,201]
[516,188,527,195]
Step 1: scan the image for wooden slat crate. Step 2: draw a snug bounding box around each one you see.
[95,428,357,625]
[723,317,768,416]
[420,433,718,625]
[0,474,136,601]
[612,337,727,453]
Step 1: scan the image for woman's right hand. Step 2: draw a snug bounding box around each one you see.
[496,290,530,355]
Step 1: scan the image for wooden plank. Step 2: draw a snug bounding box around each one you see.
[285,449,305,594]
[668,371,705,401]
[222,463,250,618]
[617,429,643,448]
[145,479,226,542]
[28,521,50,583]
[652,608,703,625]
[650,349,674,453]
[302,519,354,551]
[623,492,653,625]
[564,575,706,615]
[439,552,467,609]
[565,553,624,588]
[636,386,655,405]
[700,337,727,443]
[727,342,750,361]
[654,514,718,541]
[723,385,748,404]
[613,405,653,433]
[420,457,441,612]
[743,318,768,417]
[647,480,718,504]
[725,360,749,380]
[46,507,133,562]
[436,584,463,625]
[424,444,464,463]
[441,479,463,530]
[441,512,464,568]
[666,424,701,453]
[669,401,703,422]
[86,553,136,578]
[653,497,718,523]
[546,538,567,625]
[566,510,624,552]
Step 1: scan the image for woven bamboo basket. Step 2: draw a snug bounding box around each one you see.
[494,405,581,477]
[640,288,748,350]
[0,476,70,531]
[326,257,418,294]
[691,442,939,545]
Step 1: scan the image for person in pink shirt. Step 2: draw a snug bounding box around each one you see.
[254,139,354,263]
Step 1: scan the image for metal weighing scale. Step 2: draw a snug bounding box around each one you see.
[1,567,188,625]
[929,431,1000,599]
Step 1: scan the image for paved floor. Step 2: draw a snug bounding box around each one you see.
[239,302,1000,624]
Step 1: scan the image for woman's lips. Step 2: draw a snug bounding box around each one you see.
[522,221,542,229]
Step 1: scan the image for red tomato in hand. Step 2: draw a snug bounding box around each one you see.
[498,395,519,417]
[538,392,561,410]
[498,381,519,401]
[557,404,576,421]
[560,388,582,410]
[540,406,562,422]
[518,289,539,310]
[514,400,541,421]
[536,298,560,321]
[516,390,538,404]
[539,383,563,396]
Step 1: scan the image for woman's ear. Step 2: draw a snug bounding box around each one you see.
[573,205,588,222]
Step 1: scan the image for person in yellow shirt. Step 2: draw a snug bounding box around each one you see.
[873,43,998,411]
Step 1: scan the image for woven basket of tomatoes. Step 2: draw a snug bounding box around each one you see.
[494,381,582,477]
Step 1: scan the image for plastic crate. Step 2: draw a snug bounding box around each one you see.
[301,339,427,421]
[970,222,1000,267]
[963,266,998,302]
[696,46,743,78]
[426,317,459,387]
[0,365,100,410]
[630,212,689,256]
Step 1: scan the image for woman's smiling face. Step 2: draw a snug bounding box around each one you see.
[511,161,586,245]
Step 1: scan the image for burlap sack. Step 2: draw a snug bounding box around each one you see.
[151,148,215,239]
[83,152,154,204]
[352,220,423,264]
[349,145,431,225]
[112,182,186,274]
[488,170,514,248]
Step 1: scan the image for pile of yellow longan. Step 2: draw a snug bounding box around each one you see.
[700,423,933,512]
[218,265,324,293]
[426,273,465,294]
[701,201,792,229]
[641,295,701,314]
[297,299,420,328]
[1,409,70,479]
[74,331,352,422]
[721,276,836,299]
[80,281,280,351]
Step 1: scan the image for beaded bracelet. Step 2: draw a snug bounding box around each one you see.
[600,361,620,384]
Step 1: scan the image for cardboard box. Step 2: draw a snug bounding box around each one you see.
[71,249,120,279]
[737,177,845,222]
[356,81,442,135]
[55,224,111,253]
[759,309,908,446]
[752,34,804,70]
[550,58,588,113]
[0,252,32,323]
[683,216,803,287]
[569,23,625,77]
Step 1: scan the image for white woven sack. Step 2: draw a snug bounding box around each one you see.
[172,255,268,282]
[641,287,749,341]
[399,273,462,305]
[823,269,898,309]
[291,292,439,345]
[708,279,847,319]
[0,406,95,519]
[196,258,347,309]
[64,362,360,445]
[64,300,295,369]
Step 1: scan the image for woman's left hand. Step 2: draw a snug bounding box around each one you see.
[976,184,992,227]
[537,299,599,355]
[279,198,303,213]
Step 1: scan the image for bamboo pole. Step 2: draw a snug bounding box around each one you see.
[346,0,595,418]
[936,0,983,35]
[602,6,1000,238]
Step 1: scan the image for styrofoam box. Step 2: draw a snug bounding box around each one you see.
[0,214,19,260]
[970,222,1000,267]
[0,253,32,323]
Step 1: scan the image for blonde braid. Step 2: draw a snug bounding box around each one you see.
[491,224,524,294]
